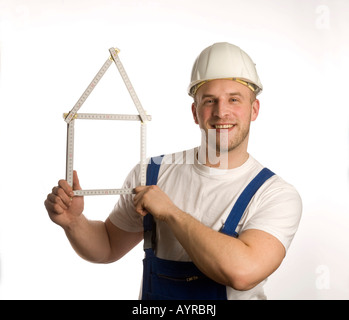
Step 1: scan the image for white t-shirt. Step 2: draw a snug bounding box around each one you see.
[109,148,302,300]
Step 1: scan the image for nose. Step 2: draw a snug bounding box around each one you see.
[212,98,230,118]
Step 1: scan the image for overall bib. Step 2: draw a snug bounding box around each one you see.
[141,156,275,300]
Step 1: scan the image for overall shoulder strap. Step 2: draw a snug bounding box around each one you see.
[146,155,164,186]
[220,168,275,237]
[143,155,164,250]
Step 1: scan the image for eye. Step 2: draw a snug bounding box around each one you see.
[204,99,215,105]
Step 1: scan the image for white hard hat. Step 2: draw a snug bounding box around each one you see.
[188,42,263,97]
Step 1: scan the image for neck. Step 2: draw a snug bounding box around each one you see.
[198,144,249,170]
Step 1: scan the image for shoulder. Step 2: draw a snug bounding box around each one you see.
[240,165,302,252]
[248,156,302,208]
[257,174,302,210]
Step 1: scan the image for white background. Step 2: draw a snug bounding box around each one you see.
[0,0,348,300]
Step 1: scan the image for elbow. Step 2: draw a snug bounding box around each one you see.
[225,269,259,291]
[98,252,123,264]
[229,277,257,292]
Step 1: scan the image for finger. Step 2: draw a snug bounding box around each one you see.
[52,186,72,208]
[134,199,148,217]
[44,196,65,215]
[133,186,148,203]
[58,179,74,198]
[134,185,148,194]
[73,170,82,191]
[133,187,148,205]
[138,208,149,217]
[47,193,69,210]
[133,191,142,211]
[133,189,151,217]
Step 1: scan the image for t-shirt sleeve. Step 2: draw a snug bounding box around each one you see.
[108,163,144,233]
[239,176,302,252]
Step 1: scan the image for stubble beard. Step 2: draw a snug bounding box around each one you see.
[216,124,250,154]
[199,121,251,168]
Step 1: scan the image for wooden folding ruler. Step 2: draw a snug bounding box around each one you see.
[64,47,150,196]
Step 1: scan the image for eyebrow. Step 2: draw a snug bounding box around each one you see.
[201,92,243,99]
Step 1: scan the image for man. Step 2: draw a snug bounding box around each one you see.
[45,42,302,300]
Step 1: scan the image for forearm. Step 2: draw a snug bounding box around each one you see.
[63,214,112,263]
[166,208,255,289]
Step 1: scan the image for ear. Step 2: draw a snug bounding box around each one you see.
[191,103,199,124]
[251,99,260,122]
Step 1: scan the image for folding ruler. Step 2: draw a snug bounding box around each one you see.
[64,47,150,196]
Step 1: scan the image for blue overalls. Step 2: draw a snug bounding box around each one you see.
[141,155,275,300]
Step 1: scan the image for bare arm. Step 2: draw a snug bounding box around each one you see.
[62,216,143,263]
[44,171,142,263]
[166,209,285,290]
[134,185,285,291]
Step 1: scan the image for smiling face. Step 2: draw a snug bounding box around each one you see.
[192,79,260,167]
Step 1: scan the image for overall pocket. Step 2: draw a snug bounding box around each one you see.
[142,255,227,300]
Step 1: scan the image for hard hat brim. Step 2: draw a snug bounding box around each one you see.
[188,77,262,97]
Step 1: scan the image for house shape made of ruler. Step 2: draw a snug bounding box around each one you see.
[64,47,150,196]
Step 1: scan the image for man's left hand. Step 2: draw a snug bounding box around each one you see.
[133,185,179,221]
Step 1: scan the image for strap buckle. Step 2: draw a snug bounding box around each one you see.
[143,222,157,251]
[143,230,152,250]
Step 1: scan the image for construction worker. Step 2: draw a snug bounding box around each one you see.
[45,42,302,300]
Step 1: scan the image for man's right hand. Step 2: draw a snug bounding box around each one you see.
[44,170,84,229]
[44,170,144,264]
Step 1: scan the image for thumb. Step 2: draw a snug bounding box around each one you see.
[73,170,82,191]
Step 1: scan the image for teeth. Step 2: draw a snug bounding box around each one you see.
[215,124,234,129]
